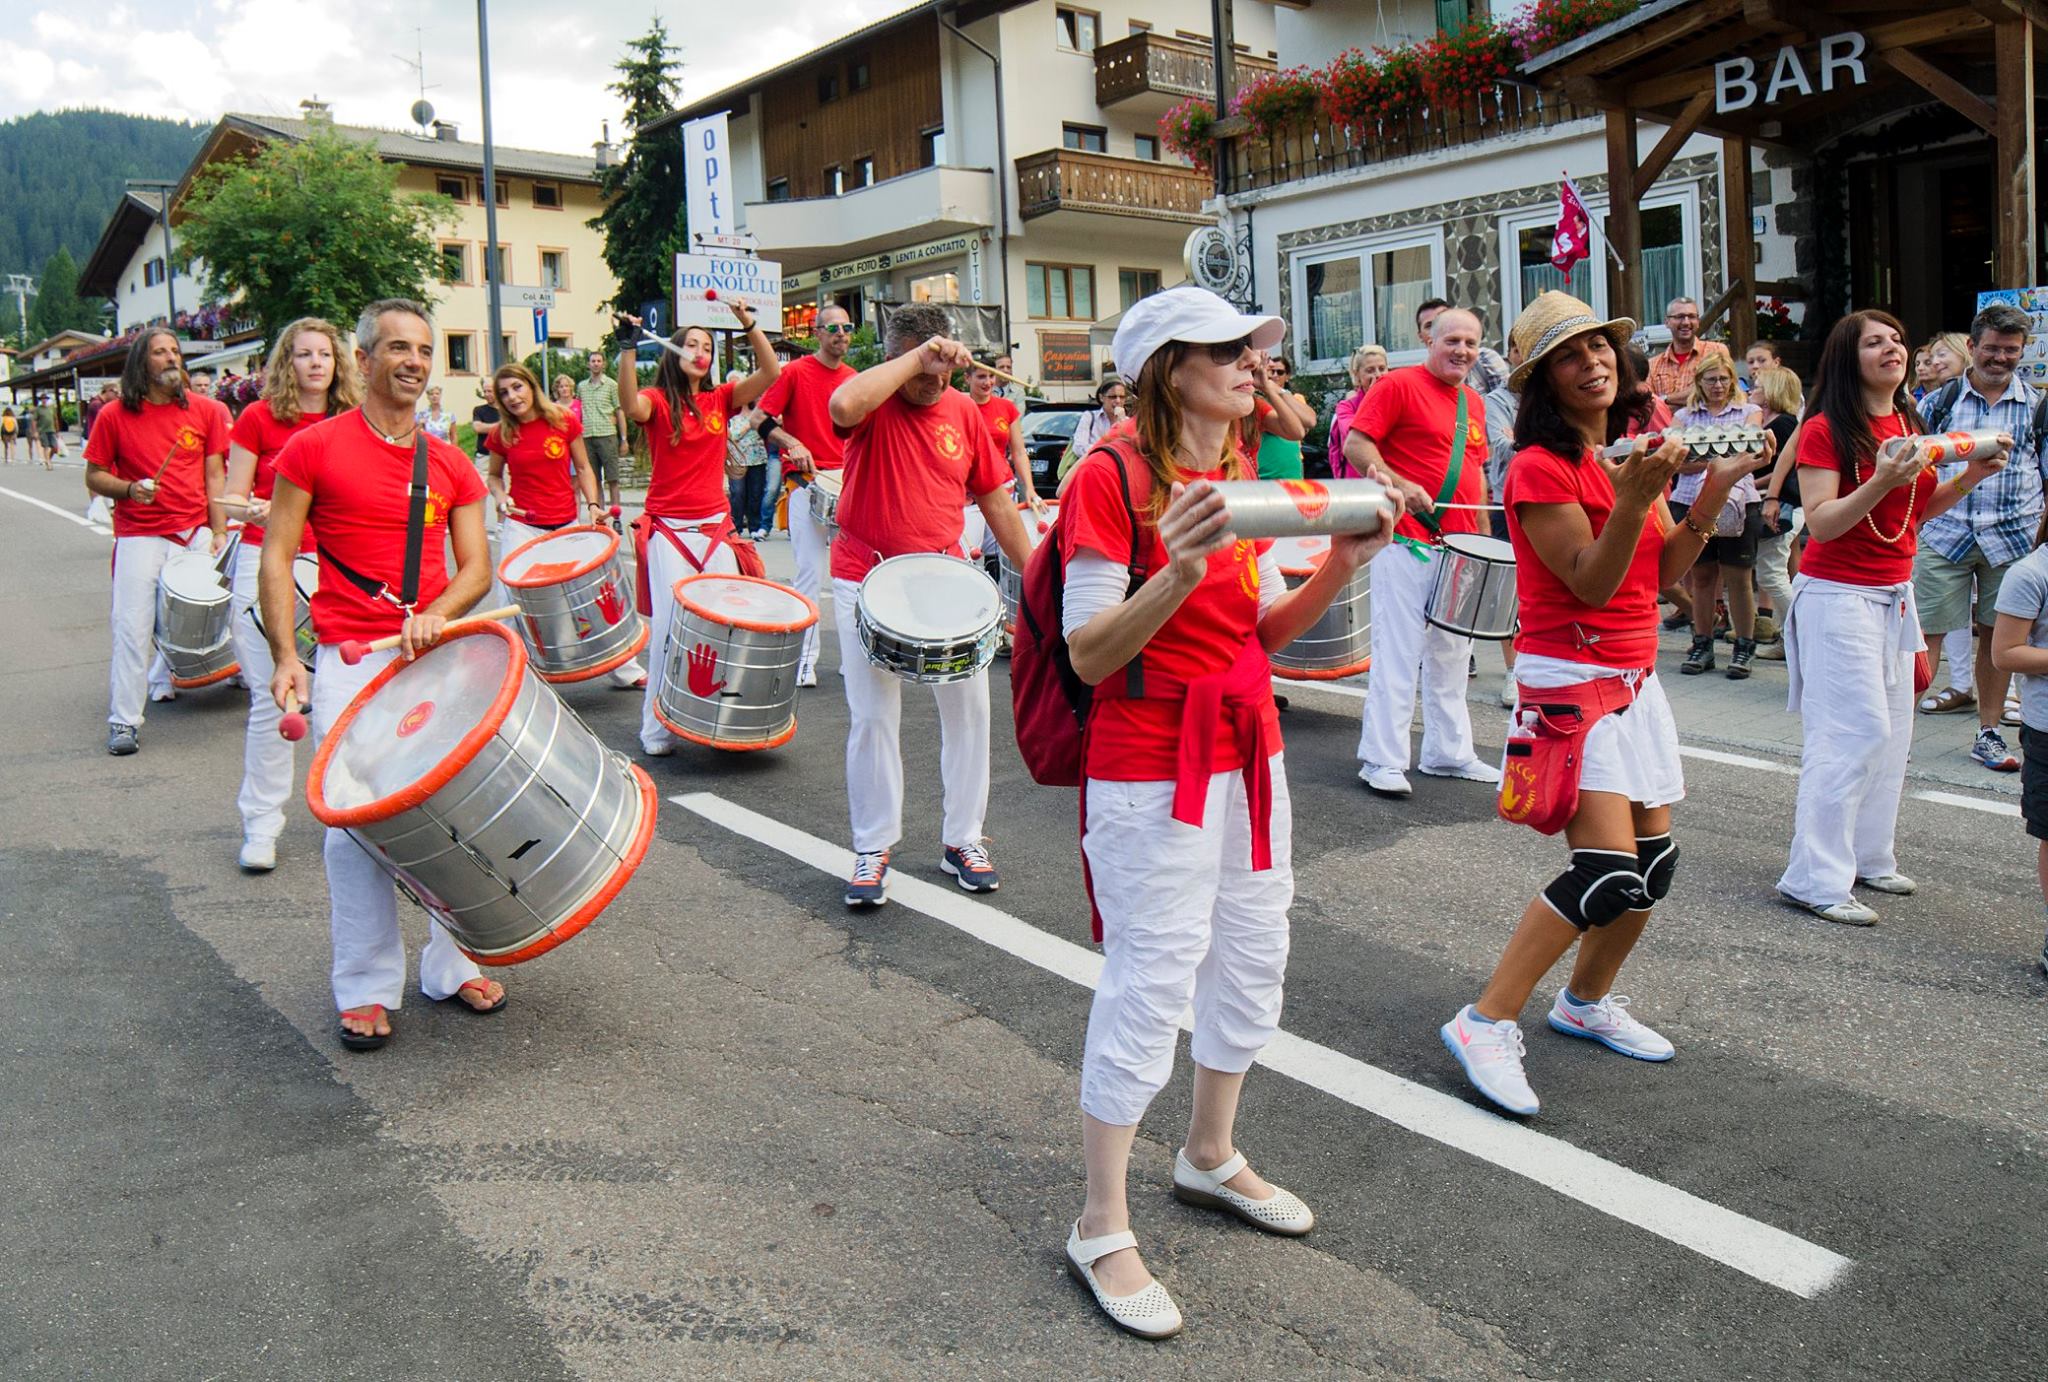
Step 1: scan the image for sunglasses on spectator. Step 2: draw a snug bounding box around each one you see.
[1203,335,1254,364]
[819,323,856,336]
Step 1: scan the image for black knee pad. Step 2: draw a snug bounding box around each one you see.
[1541,849,1647,929]
[1636,834,1678,905]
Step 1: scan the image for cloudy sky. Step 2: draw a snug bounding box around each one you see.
[0,0,917,153]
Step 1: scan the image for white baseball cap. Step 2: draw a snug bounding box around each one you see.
[1111,286,1285,384]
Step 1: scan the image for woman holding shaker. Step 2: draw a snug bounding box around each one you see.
[1056,287,1395,1338]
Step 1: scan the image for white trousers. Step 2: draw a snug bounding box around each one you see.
[1754,510,1803,620]
[1357,542,1478,772]
[832,576,990,853]
[229,545,294,842]
[788,484,832,676]
[311,644,480,1011]
[1080,757,1294,1127]
[1941,626,1976,694]
[109,530,206,727]
[493,516,645,690]
[641,513,737,752]
[1779,581,1916,905]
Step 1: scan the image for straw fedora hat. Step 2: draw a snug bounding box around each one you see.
[1508,290,1636,393]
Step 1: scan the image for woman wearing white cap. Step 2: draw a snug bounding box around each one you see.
[1057,286,1396,1337]
[1441,292,1753,1117]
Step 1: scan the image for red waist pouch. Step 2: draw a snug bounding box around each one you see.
[1498,675,1643,835]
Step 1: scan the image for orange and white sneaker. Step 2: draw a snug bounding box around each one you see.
[844,850,890,908]
[941,840,1000,893]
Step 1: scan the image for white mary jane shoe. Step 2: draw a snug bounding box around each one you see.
[1171,1149,1315,1236]
[1064,1221,1182,1340]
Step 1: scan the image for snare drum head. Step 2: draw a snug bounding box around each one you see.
[1442,533,1515,562]
[315,626,517,817]
[291,553,320,598]
[1271,533,1331,575]
[160,551,229,601]
[502,527,617,587]
[1021,502,1059,550]
[676,574,818,632]
[860,554,999,636]
[811,471,844,499]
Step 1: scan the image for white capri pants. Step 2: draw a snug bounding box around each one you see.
[229,543,295,843]
[833,575,990,854]
[1080,755,1294,1127]
[311,643,481,1011]
[641,513,738,753]
[1508,656,1686,807]
[108,529,209,728]
[1357,541,1479,773]
[788,480,832,678]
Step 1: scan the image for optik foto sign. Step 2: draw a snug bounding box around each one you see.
[1715,31,1867,114]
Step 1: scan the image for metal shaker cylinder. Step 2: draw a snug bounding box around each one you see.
[1210,478,1396,539]
[1878,429,2010,464]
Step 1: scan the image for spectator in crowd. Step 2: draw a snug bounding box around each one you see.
[1987,518,2048,975]
[1917,329,1984,702]
[1753,364,1807,660]
[1925,332,1971,389]
[82,382,117,441]
[22,396,43,469]
[1328,344,1388,477]
[186,368,215,399]
[1059,377,1130,483]
[417,384,455,441]
[1913,345,1941,398]
[470,383,501,534]
[577,349,626,521]
[726,390,774,543]
[553,372,582,425]
[1744,340,1781,391]
[1670,354,1765,678]
[1252,355,1316,479]
[1646,296,1734,410]
[0,406,14,462]
[37,394,63,465]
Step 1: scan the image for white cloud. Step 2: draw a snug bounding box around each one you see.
[0,50,57,104]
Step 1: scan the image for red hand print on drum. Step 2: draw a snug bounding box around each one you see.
[1280,479,1330,522]
[687,642,726,697]
[594,579,625,625]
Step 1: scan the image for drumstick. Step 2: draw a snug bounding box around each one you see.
[973,361,1030,390]
[700,289,758,333]
[336,605,521,665]
[279,696,309,742]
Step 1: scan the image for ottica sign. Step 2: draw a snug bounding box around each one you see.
[1715,32,1867,114]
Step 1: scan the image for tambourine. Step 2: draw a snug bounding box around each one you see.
[1877,429,2009,465]
[1601,426,1771,461]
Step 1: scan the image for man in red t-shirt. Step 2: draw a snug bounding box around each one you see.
[827,305,1033,906]
[760,304,858,685]
[262,298,502,1050]
[1343,306,1499,797]
[84,328,231,755]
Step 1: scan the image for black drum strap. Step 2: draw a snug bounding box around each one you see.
[400,431,429,608]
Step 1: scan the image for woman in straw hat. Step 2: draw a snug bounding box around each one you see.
[1440,291,1755,1118]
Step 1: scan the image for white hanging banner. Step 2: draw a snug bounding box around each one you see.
[681,113,736,252]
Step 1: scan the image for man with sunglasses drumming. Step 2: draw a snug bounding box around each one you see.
[760,305,858,686]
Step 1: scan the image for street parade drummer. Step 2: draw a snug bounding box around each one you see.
[1441,291,1756,1117]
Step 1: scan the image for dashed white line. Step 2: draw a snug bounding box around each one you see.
[673,789,1854,1300]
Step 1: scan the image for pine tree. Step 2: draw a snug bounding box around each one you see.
[30,247,95,339]
[589,20,687,337]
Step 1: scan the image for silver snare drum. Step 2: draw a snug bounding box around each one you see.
[856,553,1001,684]
[157,550,239,688]
[500,525,649,683]
[807,471,844,536]
[252,552,320,668]
[308,623,657,965]
[654,574,819,750]
[996,501,1058,633]
[1425,533,1518,641]
[1269,535,1372,679]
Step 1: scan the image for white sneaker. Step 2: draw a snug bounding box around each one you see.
[1359,764,1412,797]
[1418,758,1502,784]
[1064,1222,1182,1340]
[1546,991,1674,1061]
[1499,675,1517,708]
[1440,1004,1540,1115]
[796,664,818,688]
[238,838,277,872]
[1856,872,1917,896]
[1781,890,1877,926]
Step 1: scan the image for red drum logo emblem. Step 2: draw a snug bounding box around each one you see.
[397,700,435,738]
[1498,758,1537,821]
[1279,479,1330,522]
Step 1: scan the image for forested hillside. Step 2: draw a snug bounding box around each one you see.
[0,109,207,286]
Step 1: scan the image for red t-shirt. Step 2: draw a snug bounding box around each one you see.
[974,394,1020,461]
[642,381,737,519]
[227,399,324,548]
[759,355,857,472]
[273,411,486,643]
[1357,365,1487,542]
[1061,448,1278,781]
[1505,444,1664,669]
[84,396,230,538]
[1795,412,1936,587]
[485,411,582,528]
[829,390,1010,582]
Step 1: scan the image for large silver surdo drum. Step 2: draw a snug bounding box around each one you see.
[156,549,240,689]
[654,574,819,751]
[307,622,657,966]
[1268,534,1373,680]
[499,525,649,683]
[856,553,1002,684]
[996,501,1059,633]
[1424,532,1518,641]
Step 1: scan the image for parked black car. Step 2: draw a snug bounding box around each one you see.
[1019,401,1092,498]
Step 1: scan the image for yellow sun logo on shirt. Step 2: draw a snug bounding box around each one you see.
[175,424,202,454]
[1234,539,1259,601]
[423,489,450,526]
[1468,422,1486,448]
[934,423,965,461]
[702,408,727,437]
[542,434,568,460]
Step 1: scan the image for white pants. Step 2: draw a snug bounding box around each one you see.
[229,545,294,843]
[833,576,989,853]
[1754,510,1803,622]
[311,643,481,1011]
[1357,542,1478,772]
[1941,626,1976,694]
[1080,757,1294,1127]
[788,483,832,676]
[642,513,737,752]
[1509,656,1686,807]
[1779,580,1916,906]
[493,516,644,690]
[109,530,207,727]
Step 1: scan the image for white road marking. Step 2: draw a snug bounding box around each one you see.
[1677,744,1797,776]
[1910,789,2022,818]
[0,484,112,536]
[673,789,1854,1300]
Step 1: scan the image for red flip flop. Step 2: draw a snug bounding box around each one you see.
[436,978,508,1015]
[338,1003,391,1051]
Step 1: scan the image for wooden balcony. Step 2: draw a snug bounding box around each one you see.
[1219,82,1592,196]
[1016,149,1211,224]
[1095,31,1275,111]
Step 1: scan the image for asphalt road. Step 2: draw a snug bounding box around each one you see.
[2,461,2043,1380]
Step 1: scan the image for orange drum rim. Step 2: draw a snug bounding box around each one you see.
[306,622,527,829]
[500,523,621,588]
[672,572,820,635]
[650,698,799,752]
[1272,656,1372,682]
[171,661,241,689]
[465,763,659,967]
[535,621,651,685]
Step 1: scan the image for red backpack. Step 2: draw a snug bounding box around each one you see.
[1011,437,1147,786]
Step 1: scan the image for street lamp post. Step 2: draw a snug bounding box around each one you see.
[477,0,505,370]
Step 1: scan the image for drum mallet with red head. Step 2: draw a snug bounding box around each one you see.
[279,697,309,742]
[336,605,523,665]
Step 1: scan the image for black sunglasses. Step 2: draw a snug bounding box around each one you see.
[1204,335,1255,365]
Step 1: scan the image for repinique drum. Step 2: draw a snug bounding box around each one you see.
[1269,535,1372,680]
[807,471,844,536]
[653,574,818,750]
[157,550,239,689]
[1425,532,1518,641]
[997,501,1059,633]
[500,525,649,683]
[307,622,657,966]
[252,553,320,668]
[856,553,1001,684]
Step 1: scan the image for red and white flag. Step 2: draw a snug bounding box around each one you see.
[1551,178,1592,275]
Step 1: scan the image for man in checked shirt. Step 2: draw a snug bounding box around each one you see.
[1914,302,2048,772]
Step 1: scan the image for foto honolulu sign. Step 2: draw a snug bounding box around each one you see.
[1715,31,1868,114]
